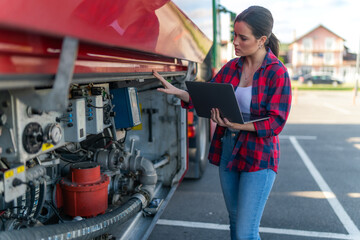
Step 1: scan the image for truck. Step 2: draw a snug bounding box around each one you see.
[0,0,213,239]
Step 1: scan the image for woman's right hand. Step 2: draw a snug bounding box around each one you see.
[153,70,190,102]
[153,70,179,95]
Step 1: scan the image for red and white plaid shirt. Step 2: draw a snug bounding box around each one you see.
[182,48,292,172]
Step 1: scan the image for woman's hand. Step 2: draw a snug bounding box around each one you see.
[153,70,190,102]
[153,70,179,95]
[210,108,255,131]
[211,108,236,128]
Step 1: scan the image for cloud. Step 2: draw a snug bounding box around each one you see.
[173,0,213,39]
[220,0,360,52]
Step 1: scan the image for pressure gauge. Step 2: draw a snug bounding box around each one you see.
[45,123,62,145]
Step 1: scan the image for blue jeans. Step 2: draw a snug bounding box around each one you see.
[219,129,276,240]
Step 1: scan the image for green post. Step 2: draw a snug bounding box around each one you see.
[355,38,359,97]
[212,0,218,69]
[230,12,236,41]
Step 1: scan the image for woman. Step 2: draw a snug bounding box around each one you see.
[153,6,291,240]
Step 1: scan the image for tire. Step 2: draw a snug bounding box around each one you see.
[185,117,210,179]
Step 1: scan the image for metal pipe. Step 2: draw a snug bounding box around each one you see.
[153,156,170,169]
[130,152,158,204]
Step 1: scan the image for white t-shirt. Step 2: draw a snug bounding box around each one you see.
[234,86,252,113]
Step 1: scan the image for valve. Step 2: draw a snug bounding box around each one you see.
[22,122,43,154]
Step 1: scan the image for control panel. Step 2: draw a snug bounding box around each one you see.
[0,91,66,165]
[86,95,104,134]
[63,98,86,143]
[111,87,141,129]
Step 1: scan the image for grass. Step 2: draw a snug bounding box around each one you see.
[291,81,358,91]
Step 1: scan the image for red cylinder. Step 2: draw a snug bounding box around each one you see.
[70,162,101,184]
[60,162,109,217]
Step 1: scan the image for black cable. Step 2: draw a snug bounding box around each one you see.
[119,130,128,144]
[60,161,73,173]
[25,180,36,219]
[0,206,24,212]
[33,180,46,219]
[54,149,88,163]
[63,144,86,154]
[0,158,10,169]
[87,136,113,149]
[59,155,87,163]
[86,103,108,109]
[0,216,5,231]
[46,201,64,223]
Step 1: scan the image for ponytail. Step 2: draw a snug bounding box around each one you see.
[266,33,279,58]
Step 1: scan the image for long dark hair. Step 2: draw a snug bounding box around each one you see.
[235,6,279,57]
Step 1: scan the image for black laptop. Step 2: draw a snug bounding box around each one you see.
[185,81,269,124]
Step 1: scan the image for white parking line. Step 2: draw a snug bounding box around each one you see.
[289,136,360,238]
[280,135,317,140]
[157,219,354,239]
[157,136,360,239]
[322,103,351,115]
[158,219,228,230]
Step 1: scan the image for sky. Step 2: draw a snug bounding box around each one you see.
[220,0,360,53]
[174,0,360,53]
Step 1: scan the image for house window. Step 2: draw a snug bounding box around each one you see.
[325,37,335,50]
[324,52,334,65]
[300,66,312,74]
[320,67,334,74]
[304,53,312,65]
[303,38,313,50]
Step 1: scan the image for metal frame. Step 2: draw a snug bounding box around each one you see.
[10,37,78,112]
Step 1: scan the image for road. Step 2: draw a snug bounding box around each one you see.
[149,90,360,240]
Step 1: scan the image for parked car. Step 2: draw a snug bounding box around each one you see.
[291,73,306,81]
[302,74,342,86]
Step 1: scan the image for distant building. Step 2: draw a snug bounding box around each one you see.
[288,24,345,80]
[288,24,360,83]
[220,40,235,64]
[279,43,289,65]
[342,47,358,83]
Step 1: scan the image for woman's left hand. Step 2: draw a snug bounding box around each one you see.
[211,108,256,131]
[211,108,238,129]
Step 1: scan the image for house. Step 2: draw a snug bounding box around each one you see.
[288,24,347,81]
[342,47,358,83]
[220,40,234,65]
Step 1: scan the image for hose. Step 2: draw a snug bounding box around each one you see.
[0,142,158,239]
[33,179,46,219]
[0,197,142,240]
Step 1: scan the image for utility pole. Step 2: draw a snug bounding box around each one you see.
[215,4,236,69]
[355,37,360,98]
[212,0,218,69]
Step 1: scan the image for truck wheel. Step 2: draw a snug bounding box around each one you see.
[185,117,209,179]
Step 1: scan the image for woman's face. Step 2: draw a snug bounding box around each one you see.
[233,21,262,56]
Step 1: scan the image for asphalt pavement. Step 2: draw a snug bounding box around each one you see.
[149,90,360,240]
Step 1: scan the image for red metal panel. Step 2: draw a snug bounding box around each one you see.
[0,0,212,75]
[0,28,188,74]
